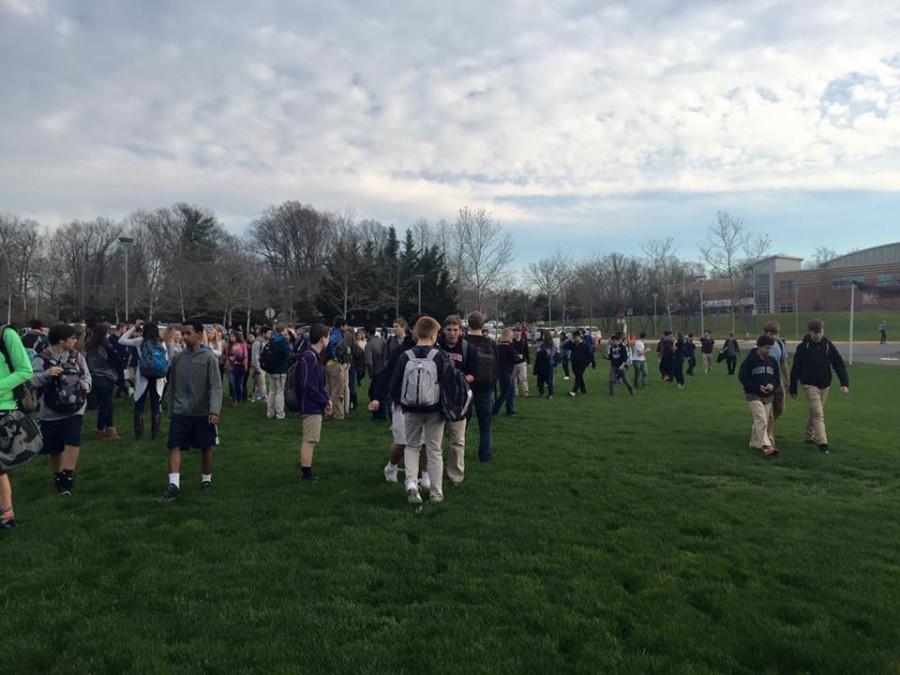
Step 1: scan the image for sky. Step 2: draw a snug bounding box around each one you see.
[2,0,900,269]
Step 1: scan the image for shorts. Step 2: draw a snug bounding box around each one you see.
[302,414,322,445]
[39,416,84,455]
[167,414,217,451]
[391,405,407,445]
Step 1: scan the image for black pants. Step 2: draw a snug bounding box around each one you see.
[135,380,161,419]
[881,331,887,344]
[369,372,386,419]
[687,355,696,375]
[572,365,587,393]
[94,377,115,430]
[660,358,673,381]
[673,357,685,386]
[726,356,737,375]
[562,355,570,378]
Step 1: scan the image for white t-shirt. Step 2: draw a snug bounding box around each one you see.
[632,339,646,362]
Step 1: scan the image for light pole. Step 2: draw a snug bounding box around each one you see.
[118,236,134,322]
[849,280,857,365]
[696,276,706,335]
[415,274,424,314]
[287,283,295,324]
[794,283,799,341]
[652,292,658,337]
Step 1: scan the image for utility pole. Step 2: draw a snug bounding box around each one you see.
[794,283,799,341]
[416,274,424,314]
[849,281,856,365]
[697,276,706,335]
[118,236,134,322]
[652,292,658,337]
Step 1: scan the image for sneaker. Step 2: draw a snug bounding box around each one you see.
[568,391,576,397]
[761,445,777,456]
[200,480,212,492]
[564,376,570,381]
[430,495,444,504]
[0,516,17,529]
[406,483,422,505]
[161,483,181,501]
[276,415,286,420]
[819,444,830,455]
[384,463,399,483]
[547,395,553,400]
[419,473,432,491]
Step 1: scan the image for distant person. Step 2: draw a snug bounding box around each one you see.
[605,333,634,396]
[464,311,497,463]
[295,323,333,481]
[672,331,686,388]
[700,330,715,374]
[533,332,558,399]
[250,327,268,401]
[31,323,92,495]
[684,333,697,375]
[738,334,780,456]
[511,329,530,397]
[162,320,223,500]
[437,315,477,485]
[789,319,850,455]
[878,320,888,344]
[0,324,34,529]
[364,326,387,420]
[225,331,248,405]
[118,320,168,440]
[631,332,648,389]
[566,331,595,396]
[264,322,291,420]
[325,317,352,420]
[722,333,740,375]
[657,330,675,382]
[492,329,520,416]
[85,322,121,440]
[560,331,571,381]
[763,321,790,443]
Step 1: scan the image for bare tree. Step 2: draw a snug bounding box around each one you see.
[526,251,571,323]
[454,206,514,312]
[803,246,838,269]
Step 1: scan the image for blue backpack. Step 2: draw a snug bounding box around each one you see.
[139,340,169,378]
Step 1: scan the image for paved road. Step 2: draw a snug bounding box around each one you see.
[781,341,900,366]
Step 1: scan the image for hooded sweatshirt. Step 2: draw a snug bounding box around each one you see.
[738,348,780,401]
[789,335,849,394]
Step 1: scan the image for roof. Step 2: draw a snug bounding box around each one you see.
[822,242,900,268]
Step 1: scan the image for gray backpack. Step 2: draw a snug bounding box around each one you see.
[400,349,440,408]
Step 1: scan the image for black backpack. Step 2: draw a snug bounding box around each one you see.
[259,340,277,373]
[471,338,497,387]
[284,359,301,412]
[39,350,87,415]
[440,362,473,422]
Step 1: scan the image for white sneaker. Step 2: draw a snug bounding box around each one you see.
[383,463,399,483]
[568,391,576,397]
[564,376,570,381]
[419,472,431,491]
[406,482,422,504]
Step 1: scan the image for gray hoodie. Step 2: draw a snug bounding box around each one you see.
[168,346,223,417]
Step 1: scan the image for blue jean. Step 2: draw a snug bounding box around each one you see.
[492,374,515,416]
[473,389,494,462]
[229,369,246,402]
[94,377,115,430]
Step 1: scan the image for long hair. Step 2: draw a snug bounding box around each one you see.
[85,322,110,351]
[143,322,160,342]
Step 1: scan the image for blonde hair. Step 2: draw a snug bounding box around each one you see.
[413,316,441,341]
[499,328,514,344]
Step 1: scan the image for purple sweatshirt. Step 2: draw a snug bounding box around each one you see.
[296,349,330,415]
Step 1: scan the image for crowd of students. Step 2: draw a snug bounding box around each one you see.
[0,312,851,526]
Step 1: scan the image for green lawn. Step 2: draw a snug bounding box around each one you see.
[3,358,900,674]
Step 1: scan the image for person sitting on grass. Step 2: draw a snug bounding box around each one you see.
[739,334,780,457]
[605,333,634,396]
[789,319,850,455]
[162,320,223,501]
[389,316,454,505]
[296,323,333,481]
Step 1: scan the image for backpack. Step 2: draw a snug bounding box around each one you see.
[440,362,473,422]
[400,349,440,408]
[139,340,169,379]
[0,410,42,473]
[471,339,497,387]
[259,339,277,373]
[284,359,301,412]
[40,351,87,415]
[0,325,40,413]
[327,328,351,364]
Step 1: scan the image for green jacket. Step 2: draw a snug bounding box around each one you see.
[0,327,34,411]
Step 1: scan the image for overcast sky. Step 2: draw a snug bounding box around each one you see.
[2,0,899,268]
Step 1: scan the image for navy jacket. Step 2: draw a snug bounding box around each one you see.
[270,333,291,374]
[738,348,780,398]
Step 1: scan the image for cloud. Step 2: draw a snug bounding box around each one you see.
[1,0,899,256]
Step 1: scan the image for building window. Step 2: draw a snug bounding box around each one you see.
[780,304,794,313]
[755,272,770,313]
[779,280,794,292]
[832,276,865,289]
[878,273,897,287]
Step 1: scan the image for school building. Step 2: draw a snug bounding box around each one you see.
[689,242,900,314]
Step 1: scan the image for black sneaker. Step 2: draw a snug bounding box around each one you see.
[0,516,17,529]
[200,480,212,492]
[161,483,181,501]
[55,472,72,496]
[819,444,830,455]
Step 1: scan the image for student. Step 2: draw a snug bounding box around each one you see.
[700,330,715,374]
[162,320,223,500]
[657,330,675,383]
[85,322,121,440]
[119,320,168,439]
[266,322,291,420]
[878,320,888,344]
[465,312,498,463]
[325,316,351,420]
[364,326,387,420]
[684,333,697,376]
[437,315,477,485]
[722,333,740,375]
[250,327,268,401]
[31,323,92,495]
[0,324,34,529]
[492,329,520,416]
[225,331,248,405]
[560,331,571,381]
[606,333,635,396]
[738,334,781,456]
[390,316,454,504]
[762,321,789,441]
[631,332,648,389]
[789,319,850,455]
[295,323,333,481]
[672,331,686,389]
[370,317,420,484]
[533,332,558,399]
[566,331,595,396]
[511,329,530,397]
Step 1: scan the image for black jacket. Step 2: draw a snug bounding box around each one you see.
[437,335,479,378]
[789,336,849,394]
[570,340,595,369]
[496,343,521,377]
[512,337,530,365]
[739,348,780,398]
[375,335,416,401]
[465,334,498,393]
[607,344,629,368]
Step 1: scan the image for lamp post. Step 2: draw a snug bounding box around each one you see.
[652,292,658,337]
[118,236,134,322]
[415,274,424,314]
[794,283,800,341]
[849,280,857,365]
[696,276,706,335]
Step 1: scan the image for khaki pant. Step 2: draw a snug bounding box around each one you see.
[404,411,446,500]
[747,399,774,449]
[341,363,351,416]
[325,362,345,420]
[266,373,286,419]
[513,362,529,396]
[445,418,467,484]
[253,368,267,400]
[804,385,830,444]
[702,353,713,373]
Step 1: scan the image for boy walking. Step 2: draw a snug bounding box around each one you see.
[606,333,634,396]
[162,320,223,500]
[464,312,497,463]
[762,321,789,442]
[296,324,333,481]
[390,316,453,504]
[265,323,291,420]
[738,334,781,456]
[566,331,595,396]
[723,333,740,375]
[631,332,648,389]
[789,319,850,454]
[437,315,477,486]
[684,333,697,375]
[700,330,715,374]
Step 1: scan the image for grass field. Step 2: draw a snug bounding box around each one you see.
[3,356,900,674]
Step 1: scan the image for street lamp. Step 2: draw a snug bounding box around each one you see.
[415,274,425,314]
[696,276,707,335]
[652,292,658,337]
[118,236,134,322]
